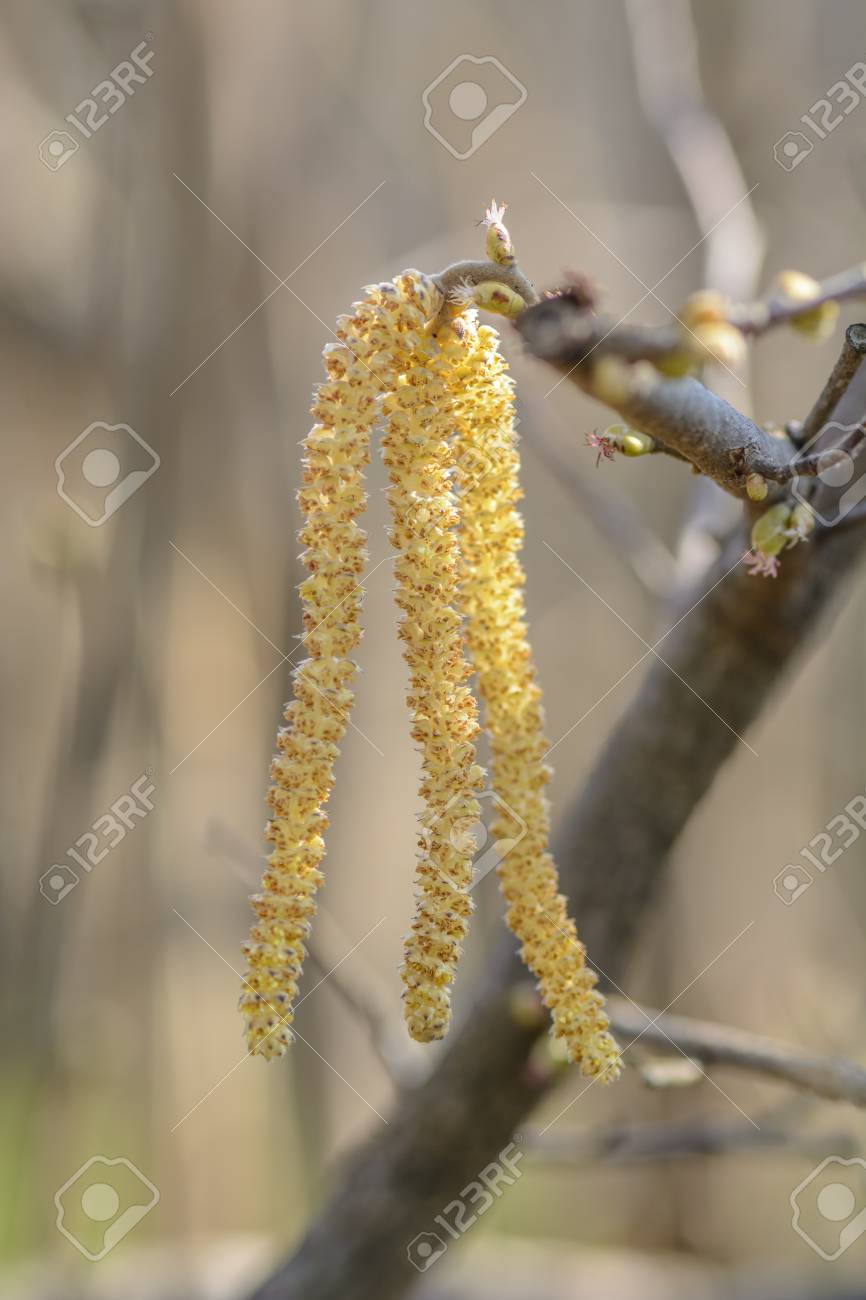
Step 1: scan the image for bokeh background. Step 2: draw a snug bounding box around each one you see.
[4,0,866,1295]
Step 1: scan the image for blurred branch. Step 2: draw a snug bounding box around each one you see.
[625,0,764,304]
[731,263,866,335]
[527,1111,856,1165]
[609,999,866,1108]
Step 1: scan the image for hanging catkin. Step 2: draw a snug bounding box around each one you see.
[448,312,622,1081]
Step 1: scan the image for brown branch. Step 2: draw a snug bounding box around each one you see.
[799,323,866,444]
[514,293,795,496]
[608,999,866,1108]
[432,258,539,311]
[731,262,866,335]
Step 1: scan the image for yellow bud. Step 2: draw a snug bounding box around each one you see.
[790,300,839,340]
[772,269,839,340]
[746,473,768,501]
[472,281,526,318]
[679,289,729,329]
[630,360,660,396]
[685,321,747,369]
[773,269,821,303]
[592,356,633,406]
[619,431,655,457]
[654,350,699,378]
[483,198,516,266]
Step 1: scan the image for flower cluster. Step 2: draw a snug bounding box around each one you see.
[447,315,622,1080]
[378,274,484,1043]
[238,288,389,1058]
[238,211,622,1081]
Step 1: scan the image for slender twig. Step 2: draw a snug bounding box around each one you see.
[516,293,796,497]
[625,0,765,305]
[608,998,866,1108]
[799,323,866,444]
[731,262,866,335]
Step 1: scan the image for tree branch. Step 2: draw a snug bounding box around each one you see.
[799,323,866,444]
[515,293,794,496]
[528,1111,856,1165]
[732,262,866,334]
[608,999,866,1108]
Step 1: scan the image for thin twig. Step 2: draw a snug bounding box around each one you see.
[731,262,866,335]
[608,998,866,1108]
[800,323,866,443]
[516,294,796,497]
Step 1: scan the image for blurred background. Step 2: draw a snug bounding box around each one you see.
[4,0,866,1295]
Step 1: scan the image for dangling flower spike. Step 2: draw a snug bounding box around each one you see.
[238,205,622,1082]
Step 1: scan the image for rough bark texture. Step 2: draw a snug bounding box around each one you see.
[248,521,866,1300]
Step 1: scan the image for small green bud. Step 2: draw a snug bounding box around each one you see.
[751,502,793,558]
[619,431,655,457]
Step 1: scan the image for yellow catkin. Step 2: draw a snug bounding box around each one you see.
[238,286,400,1058]
[379,280,486,1044]
[448,313,623,1081]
